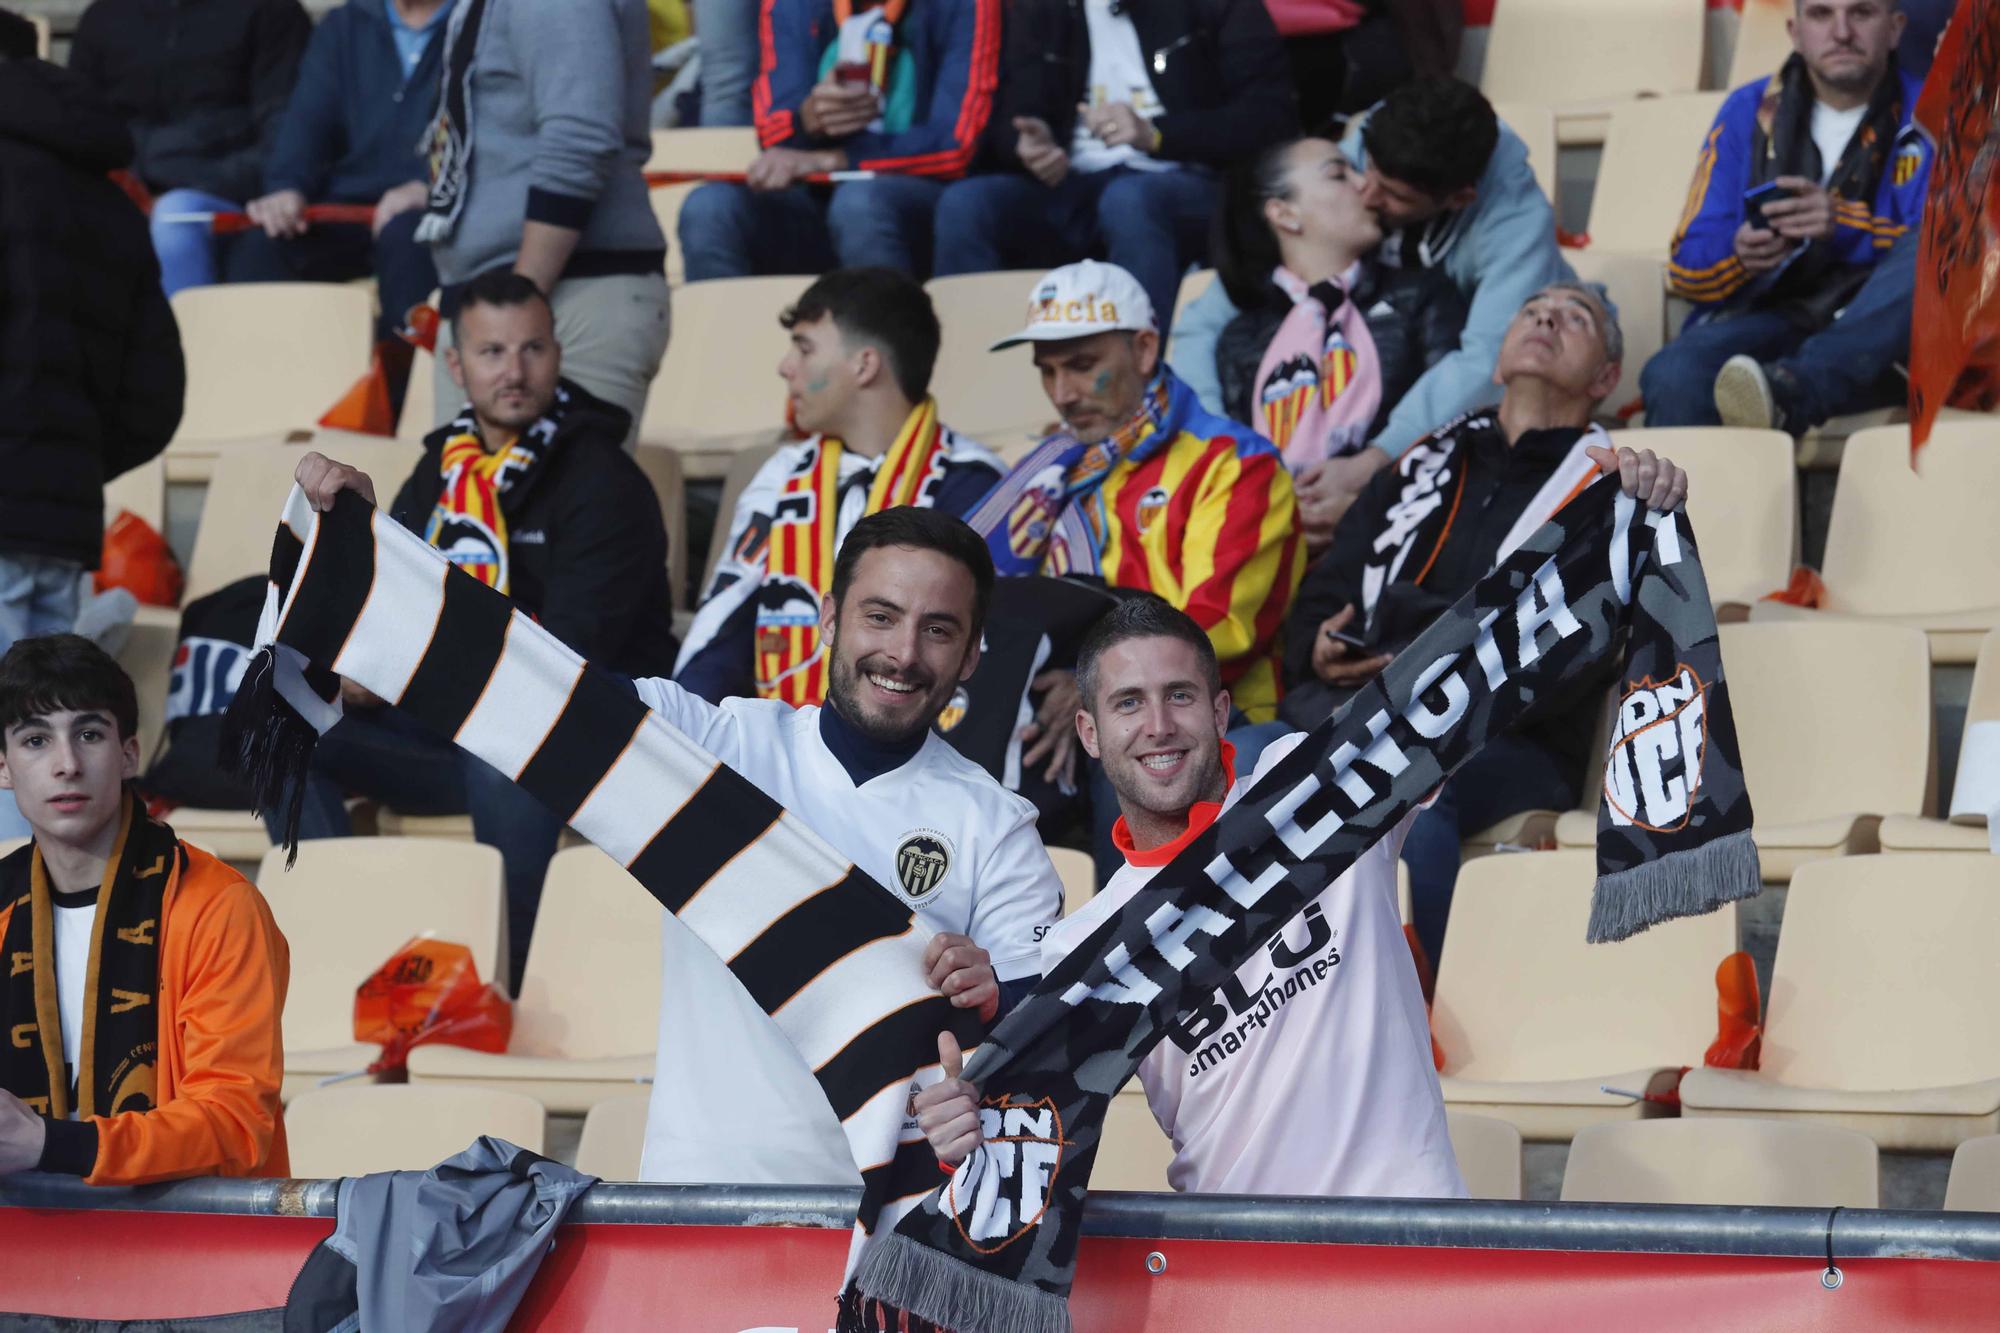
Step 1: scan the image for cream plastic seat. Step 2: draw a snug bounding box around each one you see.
[257,839,506,1100]
[1561,1118,1878,1207]
[1945,1135,2000,1211]
[1050,846,1095,917]
[1586,92,1728,257]
[407,846,663,1113]
[645,126,760,174]
[1479,0,1704,125]
[1433,850,1737,1142]
[632,443,690,612]
[169,284,376,454]
[926,270,1056,461]
[285,1083,545,1178]
[575,1091,653,1181]
[1560,249,1665,420]
[1749,424,2000,663]
[1884,628,2000,852]
[638,275,810,479]
[1559,621,1933,878]
[1092,1083,1175,1192]
[1725,0,1793,89]
[1488,103,1558,209]
[1607,427,1797,604]
[398,344,437,441]
[1681,854,2000,1151]
[1447,1111,1523,1200]
[105,455,167,534]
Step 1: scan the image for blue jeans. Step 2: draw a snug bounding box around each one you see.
[678,177,945,280]
[1640,230,1915,428]
[1400,734,1581,969]
[0,552,83,838]
[693,0,757,126]
[273,706,563,990]
[150,187,239,296]
[933,166,1219,334]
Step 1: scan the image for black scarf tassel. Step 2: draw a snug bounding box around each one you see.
[219,647,325,867]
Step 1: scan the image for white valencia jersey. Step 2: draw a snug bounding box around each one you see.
[1040,734,1466,1199]
[630,677,1063,1186]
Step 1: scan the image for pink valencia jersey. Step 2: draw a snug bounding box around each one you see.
[1041,734,1467,1199]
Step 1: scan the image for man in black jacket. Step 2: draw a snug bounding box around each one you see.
[931,0,1294,322]
[68,0,310,295]
[286,271,677,985]
[1276,283,1688,966]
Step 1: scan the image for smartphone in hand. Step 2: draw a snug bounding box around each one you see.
[1743,179,1788,232]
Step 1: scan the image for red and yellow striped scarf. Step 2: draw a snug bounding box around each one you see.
[425,407,555,596]
[756,397,950,705]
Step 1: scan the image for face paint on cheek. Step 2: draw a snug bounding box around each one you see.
[1092,371,1112,395]
[805,375,830,394]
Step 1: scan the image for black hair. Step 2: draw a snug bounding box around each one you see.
[829,506,995,638]
[450,268,553,343]
[0,634,139,750]
[1361,77,1499,199]
[1212,135,1320,312]
[782,267,941,403]
[1074,596,1221,715]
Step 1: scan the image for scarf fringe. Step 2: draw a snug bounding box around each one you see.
[219,647,320,866]
[1587,827,1763,943]
[845,1233,1072,1333]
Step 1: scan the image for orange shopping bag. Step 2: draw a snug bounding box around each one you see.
[353,936,512,1078]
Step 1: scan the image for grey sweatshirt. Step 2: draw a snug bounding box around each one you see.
[429,0,665,296]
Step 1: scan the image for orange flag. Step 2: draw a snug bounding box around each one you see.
[1909,0,2000,457]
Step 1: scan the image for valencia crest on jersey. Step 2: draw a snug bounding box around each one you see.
[893,828,955,903]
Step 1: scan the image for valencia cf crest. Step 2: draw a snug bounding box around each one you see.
[894,829,955,902]
[1134,485,1170,537]
[428,513,508,590]
[935,687,970,734]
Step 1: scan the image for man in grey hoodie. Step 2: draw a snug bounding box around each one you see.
[415,0,670,447]
[1171,78,1570,537]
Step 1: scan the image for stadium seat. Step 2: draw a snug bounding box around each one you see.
[1558,621,1933,879]
[399,345,437,442]
[1749,423,2000,663]
[1681,854,2000,1151]
[1584,92,1728,256]
[1882,628,2000,852]
[105,455,166,536]
[925,270,1056,463]
[1479,0,1705,139]
[257,838,506,1100]
[1606,427,1797,604]
[645,126,761,174]
[649,183,700,287]
[406,846,662,1113]
[1488,102,1559,209]
[285,1083,546,1179]
[1092,1083,1175,1192]
[1050,846,1094,917]
[1432,850,1738,1142]
[1560,1118,1878,1207]
[699,440,782,590]
[1726,0,1793,89]
[633,443,691,611]
[1945,1135,2000,1211]
[1447,1111,1523,1201]
[575,1091,653,1181]
[1560,248,1665,421]
[637,275,810,479]
[168,284,376,453]
[116,608,181,775]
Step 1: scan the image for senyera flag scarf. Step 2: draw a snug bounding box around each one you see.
[226,477,1756,1332]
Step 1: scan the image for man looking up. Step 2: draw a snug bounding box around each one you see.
[0,635,288,1185]
[1644,0,1929,433]
[676,267,1003,705]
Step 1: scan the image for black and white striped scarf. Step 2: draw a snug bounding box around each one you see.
[228,478,1759,1332]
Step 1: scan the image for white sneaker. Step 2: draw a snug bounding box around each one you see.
[1713,354,1778,430]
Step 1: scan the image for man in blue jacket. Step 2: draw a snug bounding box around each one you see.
[232,0,449,346]
[1643,0,1929,432]
[1171,77,1571,539]
[677,0,999,280]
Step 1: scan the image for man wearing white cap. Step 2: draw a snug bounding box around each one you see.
[963,261,1301,871]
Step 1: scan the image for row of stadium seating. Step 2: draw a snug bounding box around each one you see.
[278,1074,2000,1212]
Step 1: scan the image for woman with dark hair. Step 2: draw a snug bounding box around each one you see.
[1212,135,1464,552]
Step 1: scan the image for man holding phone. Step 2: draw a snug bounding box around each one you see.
[677,0,1000,281]
[1643,0,1931,432]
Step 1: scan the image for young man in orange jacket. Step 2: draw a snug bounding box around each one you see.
[0,634,289,1185]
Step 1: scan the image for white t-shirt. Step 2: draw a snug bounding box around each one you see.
[1810,101,1868,185]
[1070,0,1172,174]
[54,898,95,1113]
[1040,735,1466,1199]
[629,679,1063,1185]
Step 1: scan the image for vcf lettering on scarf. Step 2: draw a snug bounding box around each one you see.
[227,475,1756,1333]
